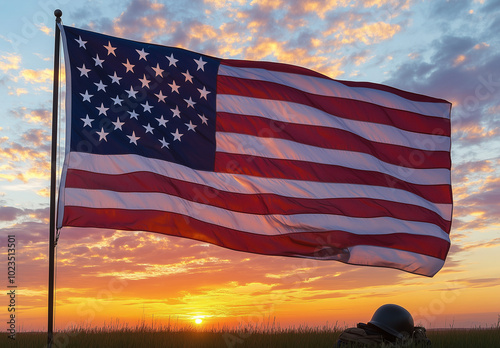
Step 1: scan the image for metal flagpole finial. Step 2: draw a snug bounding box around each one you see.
[54,9,62,22]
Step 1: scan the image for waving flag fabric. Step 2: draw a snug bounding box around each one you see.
[57,24,452,277]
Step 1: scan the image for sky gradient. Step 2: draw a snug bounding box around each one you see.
[1,0,499,333]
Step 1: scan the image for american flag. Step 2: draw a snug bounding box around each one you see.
[57,24,452,277]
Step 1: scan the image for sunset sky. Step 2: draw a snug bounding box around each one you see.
[1,0,499,334]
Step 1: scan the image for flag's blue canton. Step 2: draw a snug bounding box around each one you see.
[64,26,220,171]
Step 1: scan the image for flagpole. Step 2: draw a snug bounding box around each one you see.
[48,9,62,348]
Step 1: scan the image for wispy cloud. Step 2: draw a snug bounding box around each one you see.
[0,54,21,72]
[19,68,54,84]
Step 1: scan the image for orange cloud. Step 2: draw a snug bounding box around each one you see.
[242,37,344,78]
[0,173,19,182]
[250,0,283,9]
[456,124,498,143]
[351,51,375,66]
[19,68,54,84]
[247,19,265,34]
[0,151,50,183]
[138,16,176,42]
[473,42,489,50]
[109,0,178,43]
[189,23,219,42]
[9,88,28,96]
[362,0,410,9]
[294,0,350,19]
[96,256,231,280]
[217,24,252,57]
[37,187,50,197]
[21,128,51,147]
[36,23,52,35]
[204,0,247,9]
[12,108,51,127]
[338,21,401,45]
[0,124,51,184]
[182,22,253,58]
[150,2,165,10]
[0,142,48,162]
[0,54,21,72]
[453,54,467,66]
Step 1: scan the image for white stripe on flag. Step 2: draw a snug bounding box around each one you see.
[216,94,451,151]
[216,132,451,185]
[345,245,445,276]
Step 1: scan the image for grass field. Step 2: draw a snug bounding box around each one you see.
[2,326,499,347]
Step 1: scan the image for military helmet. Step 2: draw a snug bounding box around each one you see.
[368,304,414,339]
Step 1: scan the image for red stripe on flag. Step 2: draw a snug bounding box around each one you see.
[218,76,451,136]
[214,152,452,205]
[64,169,451,232]
[219,60,452,105]
[216,112,451,169]
[62,206,450,260]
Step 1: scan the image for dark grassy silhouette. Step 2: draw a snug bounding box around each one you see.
[2,325,499,347]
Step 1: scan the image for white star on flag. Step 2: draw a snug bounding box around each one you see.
[96,103,109,116]
[185,120,197,131]
[127,110,139,119]
[136,48,149,61]
[127,131,141,145]
[93,54,105,67]
[171,105,181,118]
[80,115,94,127]
[112,117,125,130]
[139,74,151,88]
[197,86,210,100]
[156,115,168,127]
[182,70,193,83]
[143,123,154,134]
[80,90,93,102]
[96,128,109,141]
[184,97,196,109]
[122,59,135,73]
[171,128,183,141]
[142,101,154,113]
[169,80,180,93]
[159,137,170,148]
[166,53,178,66]
[77,64,91,77]
[75,35,87,48]
[94,80,107,92]
[103,41,117,56]
[152,63,164,77]
[198,113,208,125]
[126,86,138,98]
[108,71,122,84]
[194,56,207,71]
[155,90,167,103]
[111,95,124,105]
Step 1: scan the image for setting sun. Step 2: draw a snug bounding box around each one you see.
[194,318,203,325]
